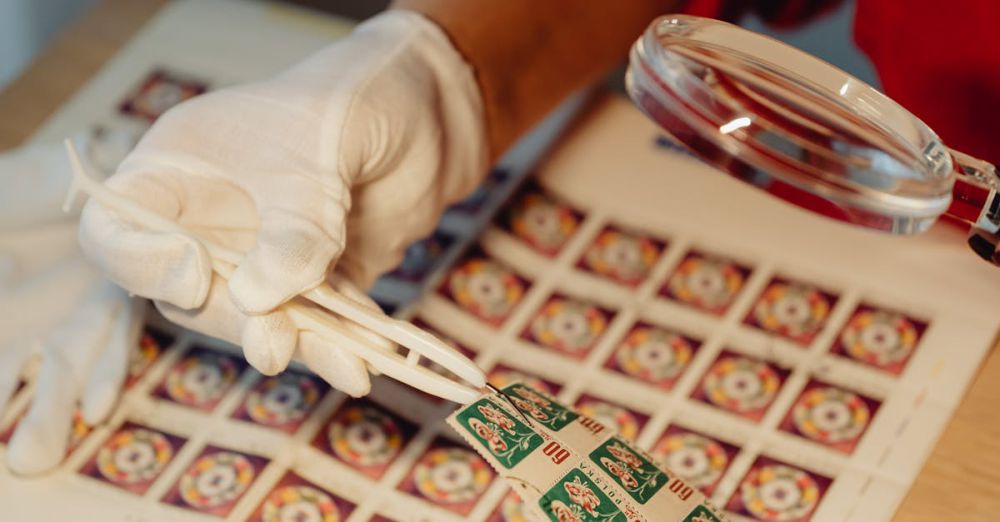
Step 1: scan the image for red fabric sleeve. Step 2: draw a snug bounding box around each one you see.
[854,0,1000,165]
[681,0,1000,165]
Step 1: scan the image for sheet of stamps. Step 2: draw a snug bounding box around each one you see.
[3,2,1000,522]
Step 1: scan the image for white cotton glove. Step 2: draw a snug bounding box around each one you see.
[0,130,144,476]
[0,258,143,476]
[78,11,488,394]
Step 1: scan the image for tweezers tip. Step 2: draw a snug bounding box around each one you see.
[486,383,533,424]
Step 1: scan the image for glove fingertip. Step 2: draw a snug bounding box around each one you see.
[5,419,67,476]
[339,371,371,398]
[81,381,118,426]
[241,312,296,376]
[299,332,371,397]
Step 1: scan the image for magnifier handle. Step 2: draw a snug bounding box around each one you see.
[946,148,1000,264]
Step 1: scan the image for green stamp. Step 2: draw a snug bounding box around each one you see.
[589,437,667,504]
[454,397,543,469]
[539,468,627,522]
[502,383,579,432]
[683,505,723,522]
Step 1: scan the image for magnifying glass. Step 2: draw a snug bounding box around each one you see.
[626,15,1000,263]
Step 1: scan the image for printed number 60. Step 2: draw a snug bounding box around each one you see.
[542,441,570,465]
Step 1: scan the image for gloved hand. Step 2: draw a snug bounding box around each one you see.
[78,11,487,394]
[0,129,144,476]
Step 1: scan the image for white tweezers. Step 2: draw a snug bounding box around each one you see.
[63,140,486,404]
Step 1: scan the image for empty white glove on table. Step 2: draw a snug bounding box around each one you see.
[78,11,488,396]
[0,129,144,476]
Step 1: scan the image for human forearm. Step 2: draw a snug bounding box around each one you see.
[392,0,679,159]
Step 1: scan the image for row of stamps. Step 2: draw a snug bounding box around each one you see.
[488,352,876,456]
[53,332,490,520]
[439,247,746,325]
[439,248,926,376]
[482,457,827,522]
[75,417,497,519]
[496,181,738,299]
[408,304,882,462]
[37,328,482,520]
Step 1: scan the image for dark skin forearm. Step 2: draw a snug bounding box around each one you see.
[392,0,680,160]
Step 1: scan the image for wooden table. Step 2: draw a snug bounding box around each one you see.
[1,1,998,520]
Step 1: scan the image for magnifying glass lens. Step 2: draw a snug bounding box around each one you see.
[626,15,957,234]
